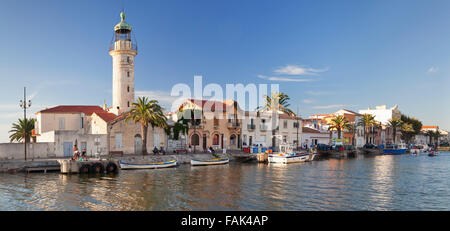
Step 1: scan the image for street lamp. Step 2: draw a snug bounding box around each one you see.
[19,87,31,161]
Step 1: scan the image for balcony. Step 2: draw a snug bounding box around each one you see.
[228,122,240,129]
[260,125,269,131]
[247,124,256,130]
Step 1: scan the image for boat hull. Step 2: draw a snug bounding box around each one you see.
[383,149,407,155]
[119,160,178,169]
[191,157,229,166]
[268,154,309,164]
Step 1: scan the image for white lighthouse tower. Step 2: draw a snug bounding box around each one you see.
[109,12,138,115]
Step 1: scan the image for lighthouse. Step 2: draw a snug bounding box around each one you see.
[109,12,138,115]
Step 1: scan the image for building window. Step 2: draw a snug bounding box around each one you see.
[115,133,123,148]
[283,136,287,143]
[59,118,65,130]
[294,122,299,128]
[127,71,130,77]
[283,120,288,129]
[127,56,130,63]
[127,101,130,107]
[81,117,84,129]
[213,134,219,145]
[127,85,130,92]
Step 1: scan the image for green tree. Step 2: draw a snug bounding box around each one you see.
[400,115,422,144]
[388,118,402,144]
[358,114,377,144]
[9,118,36,143]
[126,97,168,155]
[258,92,295,116]
[328,115,352,139]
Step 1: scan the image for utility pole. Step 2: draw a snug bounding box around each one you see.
[19,87,32,161]
[296,106,299,151]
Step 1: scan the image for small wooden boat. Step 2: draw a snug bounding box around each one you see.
[119,160,178,169]
[190,157,229,166]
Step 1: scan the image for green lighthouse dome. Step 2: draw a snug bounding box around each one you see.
[114,12,132,32]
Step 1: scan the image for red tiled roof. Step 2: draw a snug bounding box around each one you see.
[93,112,117,123]
[422,125,438,129]
[37,105,117,122]
[302,127,322,134]
[186,99,234,112]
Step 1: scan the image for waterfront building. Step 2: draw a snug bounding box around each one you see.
[241,111,302,150]
[107,112,167,155]
[169,99,243,152]
[358,105,402,145]
[34,105,116,156]
[301,127,329,148]
[308,109,365,147]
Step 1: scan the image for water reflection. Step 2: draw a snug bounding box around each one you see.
[1,152,450,210]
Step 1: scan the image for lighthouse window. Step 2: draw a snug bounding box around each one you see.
[127,71,130,77]
[127,86,130,92]
[127,101,130,107]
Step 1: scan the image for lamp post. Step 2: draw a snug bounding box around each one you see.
[19,87,31,161]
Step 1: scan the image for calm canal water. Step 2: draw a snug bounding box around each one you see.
[1,152,449,211]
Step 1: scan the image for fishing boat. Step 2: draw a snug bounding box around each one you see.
[268,144,316,164]
[383,143,407,155]
[119,160,178,170]
[190,157,229,166]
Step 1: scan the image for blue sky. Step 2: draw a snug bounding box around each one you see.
[1,0,449,142]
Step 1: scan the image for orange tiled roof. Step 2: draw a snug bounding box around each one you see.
[37,105,117,122]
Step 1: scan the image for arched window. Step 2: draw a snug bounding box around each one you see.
[230,134,236,145]
[213,134,219,145]
[191,134,200,146]
[127,85,130,92]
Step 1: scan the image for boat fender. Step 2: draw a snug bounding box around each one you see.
[79,164,92,174]
[106,162,118,173]
[91,163,104,174]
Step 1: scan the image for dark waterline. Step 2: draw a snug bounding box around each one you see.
[1,152,449,211]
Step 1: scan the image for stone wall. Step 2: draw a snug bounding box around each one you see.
[0,142,56,160]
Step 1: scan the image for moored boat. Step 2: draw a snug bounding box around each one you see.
[119,160,178,169]
[383,143,407,155]
[268,153,310,164]
[190,157,229,166]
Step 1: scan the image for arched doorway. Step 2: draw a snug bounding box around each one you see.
[134,134,142,154]
[191,134,200,146]
[230,134,237,149]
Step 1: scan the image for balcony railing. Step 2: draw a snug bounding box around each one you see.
[228,122,240,129]
[247,124,256,130]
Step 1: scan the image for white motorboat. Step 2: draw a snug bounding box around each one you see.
[268,144,316,164]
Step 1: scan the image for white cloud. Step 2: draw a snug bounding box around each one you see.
[302,99,314,104]
[427,67,438,73]
[257,75,315,82]
[274,65,328,76]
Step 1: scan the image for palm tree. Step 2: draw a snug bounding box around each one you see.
[425,130,434,145]
[359,114,377,145]
[388,118,402,144]
[328,115,352,140]
[9,118,36,143]
[258,92,295,116]
[126,97,168,155]
[258,92,295,150]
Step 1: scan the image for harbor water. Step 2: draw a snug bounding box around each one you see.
[0,152,449,211]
